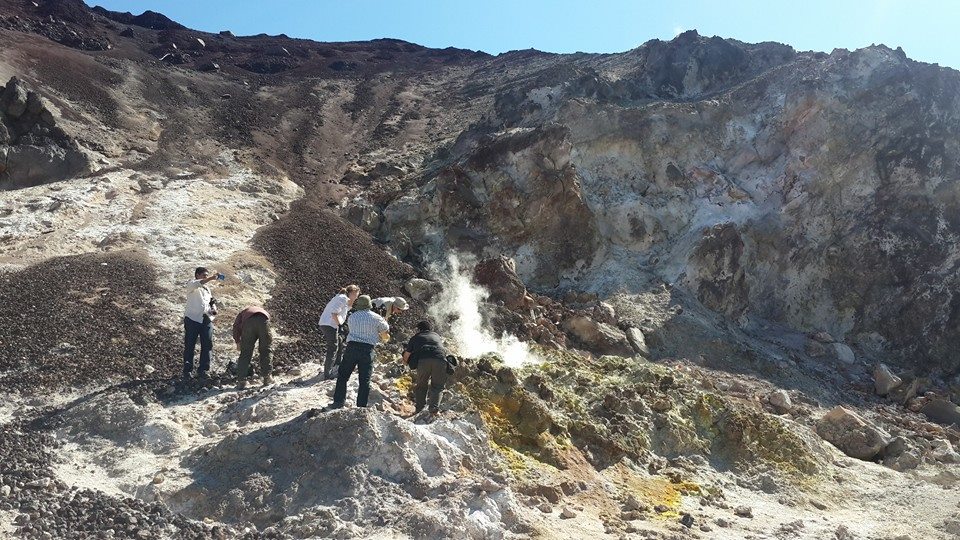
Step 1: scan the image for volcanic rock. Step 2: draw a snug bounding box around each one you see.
[873,363,903,396]
[625,327,649,356]
[0,77,90,188]
[833,343,856,365]
[816,406,890,460]
[881,437,921,471]
[768,390,793,413]
[920,398,960,427]
[562,315,634,356]
[473,256,531,311]
[403,277,441,302]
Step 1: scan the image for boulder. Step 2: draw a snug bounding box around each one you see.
[889,378,922,405]
[0,76,91,187]
[135,175,163,193]
[815,406,890,460]
[3,143,90,188]
[562,315,634,356]
[403,278,441,302]
[881,437,921,471]
[920,398,960,428]
[832,343,856,365]
[625,327,649,356]
[768,390,793,413]
[929,439,960,463]
[2,77,29,118]
[345,202,382,233]
[473,256,532,311]
[873,363,902,396]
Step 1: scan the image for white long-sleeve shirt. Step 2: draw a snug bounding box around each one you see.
[319,293,350,328]
[184,279,213,324]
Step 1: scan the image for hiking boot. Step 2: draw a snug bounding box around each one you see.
[197,371,209,380]
[321,403,344,412]
[236,380,247,391]
[262,375,273,386]
[429,408,440,415]
[181,371,193,380]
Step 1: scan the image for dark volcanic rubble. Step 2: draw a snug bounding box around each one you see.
[0,250,179,393]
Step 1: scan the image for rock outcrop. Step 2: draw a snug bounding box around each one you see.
[0,77,90,188]
[816,406,890,460]
[357,39,960,377]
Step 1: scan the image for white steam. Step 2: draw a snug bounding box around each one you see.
[427,254,539,368]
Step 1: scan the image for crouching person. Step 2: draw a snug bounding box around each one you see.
[233,305,273,389]
[328,295,389,409]
[404,320,449,415]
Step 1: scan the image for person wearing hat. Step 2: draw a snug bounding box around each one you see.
[371,296,409,322]
[327,295,390,409]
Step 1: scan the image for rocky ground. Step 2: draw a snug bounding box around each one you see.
[1,0,960,538]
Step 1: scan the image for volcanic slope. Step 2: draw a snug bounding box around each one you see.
[0,1,959,539]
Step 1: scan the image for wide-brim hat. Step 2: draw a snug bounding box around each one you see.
[394,297,409,310]
[354,295,372,311]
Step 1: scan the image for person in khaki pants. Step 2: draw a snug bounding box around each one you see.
[233,306,273,389]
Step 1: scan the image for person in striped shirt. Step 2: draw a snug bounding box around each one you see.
[327,295,390,409]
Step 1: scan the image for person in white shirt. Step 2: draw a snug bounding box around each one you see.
[183,266,221,379]
[371,296,409,322]
[318,284,360,379]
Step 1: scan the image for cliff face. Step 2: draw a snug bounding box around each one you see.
[368,40,960,375]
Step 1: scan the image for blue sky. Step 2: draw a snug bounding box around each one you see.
[88,0,959,70]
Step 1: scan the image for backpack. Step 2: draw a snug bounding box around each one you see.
[445,354,459,375]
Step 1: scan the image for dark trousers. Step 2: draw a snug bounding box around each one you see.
[183,316,213,374]
[332,342,375,407]
[414,357,448,413]
[237,315,272,380]
[320,324,344,378]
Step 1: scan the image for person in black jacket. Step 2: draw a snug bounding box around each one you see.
[403,320,449,414]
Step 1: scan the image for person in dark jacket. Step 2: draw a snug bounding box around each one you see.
[233,305,273,389]
[403,320,449,414]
